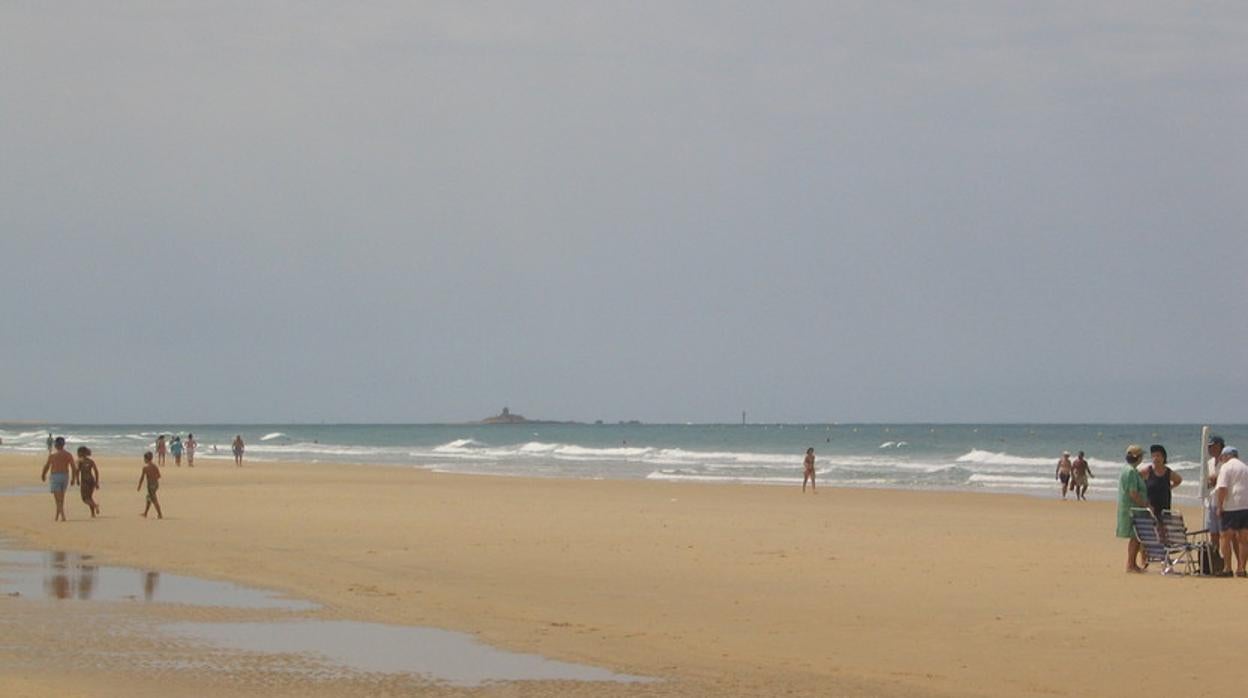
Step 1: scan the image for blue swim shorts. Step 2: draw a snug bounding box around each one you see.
[48,472,68,493]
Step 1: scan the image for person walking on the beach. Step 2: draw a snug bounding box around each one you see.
[232,435,245,466]
[802,447,816,493]
[155,435,167,466]
[46,433,54,453]
[137,452,163,519]
[1205,435,1226,550]
[1056,452,1074,499]
[185,433,196,467]
[1071,451,1093,500]
[170,436,183,466]
[1139,444,1181,519]
[41,436,74,521]
[1214,447,1248,577]
[74,446,101,517]
[1117,445,1150,573]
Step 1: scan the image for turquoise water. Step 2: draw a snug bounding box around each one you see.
[4,423,1243,501]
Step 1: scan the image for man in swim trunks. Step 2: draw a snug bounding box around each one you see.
[137,451,163,519]
[1055,451,1074,499]
[41,436,74,521]
[1214,446,1248,577]
[1071,451,1093,501]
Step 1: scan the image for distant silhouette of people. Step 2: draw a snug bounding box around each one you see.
[802,448,816,493]
[171,436,183,466]
[185,433,197,467]
[155,435,167,466]
[232,435,245,466]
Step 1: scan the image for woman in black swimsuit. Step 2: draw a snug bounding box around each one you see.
[75,446,101,517]
[1142,444,1181,518]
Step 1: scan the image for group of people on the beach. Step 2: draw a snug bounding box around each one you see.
[152,433,197,467]
[1198,436,1248,577]
[39,433,249,521]
[1115,435,1248,576]
[1055,451,1094,500]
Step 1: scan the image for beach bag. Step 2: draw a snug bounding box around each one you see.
[1199,543,1224,576]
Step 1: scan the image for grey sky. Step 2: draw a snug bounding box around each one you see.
[2,2,1245,424]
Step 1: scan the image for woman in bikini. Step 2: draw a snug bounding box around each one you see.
[75,446,101,517]
[803,447,816,493]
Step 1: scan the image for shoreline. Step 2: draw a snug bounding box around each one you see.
[1,452,1243,697]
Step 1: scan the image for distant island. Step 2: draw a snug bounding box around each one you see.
[477,407,531,424]
[471,408,641,426]
[474,407,582,426]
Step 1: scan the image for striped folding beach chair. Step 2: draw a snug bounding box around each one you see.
[1131,508,1198,576]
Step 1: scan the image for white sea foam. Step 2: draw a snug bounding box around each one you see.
[260,432,287,441]
[433,439,483,452]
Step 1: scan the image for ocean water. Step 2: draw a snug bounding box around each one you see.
[3,423,1243,502]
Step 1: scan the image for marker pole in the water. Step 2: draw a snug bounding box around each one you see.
[1200,425,1211,503]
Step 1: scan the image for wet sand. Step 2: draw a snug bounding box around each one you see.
[0,452,1241,697]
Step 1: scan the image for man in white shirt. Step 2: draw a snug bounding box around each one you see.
[1205,435,1226,548]
[1214,446,1248,577]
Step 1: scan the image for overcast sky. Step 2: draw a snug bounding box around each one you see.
[2,2,1245,424]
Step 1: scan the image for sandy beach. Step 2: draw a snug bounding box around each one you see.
[0,452,1241,697]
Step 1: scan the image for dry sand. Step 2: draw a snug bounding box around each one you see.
[0,453,1240,697]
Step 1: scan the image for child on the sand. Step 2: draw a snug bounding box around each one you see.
[75,446,101,517]
[137,451,163,519]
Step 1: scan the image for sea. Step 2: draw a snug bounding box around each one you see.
[4,423,1244,503]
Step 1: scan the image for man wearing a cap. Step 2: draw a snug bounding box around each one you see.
[1214,446,1248,577]
[1117,445,1150,573]
[1205,436,1227,548]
